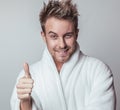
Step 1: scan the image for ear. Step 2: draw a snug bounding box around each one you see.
[41,31,46,42]
[76,29,79,40]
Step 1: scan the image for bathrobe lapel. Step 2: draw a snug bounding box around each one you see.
[39,43,83,110]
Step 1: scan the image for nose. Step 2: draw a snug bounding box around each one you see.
[59,38,66,49]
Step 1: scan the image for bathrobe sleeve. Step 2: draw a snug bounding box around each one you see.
[10,70,42,110]
[85,60,116,110]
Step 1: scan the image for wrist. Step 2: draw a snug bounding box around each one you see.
[20,97,32,110]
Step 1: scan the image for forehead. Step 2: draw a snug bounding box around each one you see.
[45,17,74,34]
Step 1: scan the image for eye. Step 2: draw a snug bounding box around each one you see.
[49,34,58,40]
[65,34,73,39]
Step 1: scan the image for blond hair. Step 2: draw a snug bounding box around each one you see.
[39,0,79,33]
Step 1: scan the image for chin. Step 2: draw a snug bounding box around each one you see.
[58,57,70,63]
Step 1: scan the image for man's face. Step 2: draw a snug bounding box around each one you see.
[41,17,78,66]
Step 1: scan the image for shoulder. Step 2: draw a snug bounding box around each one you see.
[85,55,111,72]
[81,53,113,79]
[81,55,114,89]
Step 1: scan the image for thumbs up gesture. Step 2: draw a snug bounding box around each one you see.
[24,63,31,78]
[16,63,34,101]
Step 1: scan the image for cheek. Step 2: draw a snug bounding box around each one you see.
[46,39,57,49]
[66,38,76,46]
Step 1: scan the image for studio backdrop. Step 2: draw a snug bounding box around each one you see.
[0,0,120,110]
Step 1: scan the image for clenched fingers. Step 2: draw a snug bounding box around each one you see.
[18,77,34,84]
[17,83,33,89]
[16,77,34,100]
[17,88,32,94]
[17,94,30,100]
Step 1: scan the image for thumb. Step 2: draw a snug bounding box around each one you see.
[23,62,31,78]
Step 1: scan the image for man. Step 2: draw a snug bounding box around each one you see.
[11,0,116,110]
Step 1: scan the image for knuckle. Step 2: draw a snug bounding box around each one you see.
[31,79,34,83]
[30,79,34,84]
[27,89,32,94]
[31,84,33,88]
[30,83,33,88]
[24,94,30,99]
[17,94,30,100]
[30,88,32,93]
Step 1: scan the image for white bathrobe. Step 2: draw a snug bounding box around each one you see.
[10,44,116,110]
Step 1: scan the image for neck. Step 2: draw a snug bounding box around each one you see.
[55,62,63,73]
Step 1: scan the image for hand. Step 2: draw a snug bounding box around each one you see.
[16,63,34,101]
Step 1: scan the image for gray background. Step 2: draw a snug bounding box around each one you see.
[0,0,120,109]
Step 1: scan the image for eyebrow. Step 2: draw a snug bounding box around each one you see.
[48,31,74,35]
[48,31,57,35]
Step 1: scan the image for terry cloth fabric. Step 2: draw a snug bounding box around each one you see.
[11,44,116,110]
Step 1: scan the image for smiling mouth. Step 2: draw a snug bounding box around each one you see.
[54,47,70,56]
[57,49,69,57]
